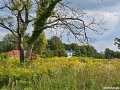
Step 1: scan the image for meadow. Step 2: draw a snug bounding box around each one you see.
[0,57,120,90]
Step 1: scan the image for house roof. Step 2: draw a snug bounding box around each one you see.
[8,50,20,57]
[8,50,40,57]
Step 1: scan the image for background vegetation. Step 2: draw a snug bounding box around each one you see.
[1,33,120,59]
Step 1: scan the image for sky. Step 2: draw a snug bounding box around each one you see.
[61,0,120,52]
[0,0,120,52]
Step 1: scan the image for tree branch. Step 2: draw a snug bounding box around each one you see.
[0,22,18,38]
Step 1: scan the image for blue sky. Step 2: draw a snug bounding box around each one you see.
[0,0,120,52]
[61,0,120,52]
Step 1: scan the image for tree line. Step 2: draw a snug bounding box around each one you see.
[1,33,120,59]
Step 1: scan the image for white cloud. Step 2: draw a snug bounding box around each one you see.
[102,12,119,30]
[83,11,120,52]
[85,11,120,39]
[91,40,119,52]
[89,11,119,29]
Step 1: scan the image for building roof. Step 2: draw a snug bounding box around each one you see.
[8,50,40,57]
[8,50,20,57]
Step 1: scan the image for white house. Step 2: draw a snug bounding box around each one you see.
[65,50,76,58]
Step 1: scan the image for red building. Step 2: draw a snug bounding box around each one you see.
[8,50,20,57]
[8,50,39,57]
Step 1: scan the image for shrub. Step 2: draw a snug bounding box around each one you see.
[0,53,9,60]
[43,50,54,58]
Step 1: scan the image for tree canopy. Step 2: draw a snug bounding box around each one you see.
[47,36,67,57]
[33,32,47,56]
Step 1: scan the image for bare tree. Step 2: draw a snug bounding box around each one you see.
[0,0,107,63]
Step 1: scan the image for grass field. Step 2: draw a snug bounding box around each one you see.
[0,57,120,90]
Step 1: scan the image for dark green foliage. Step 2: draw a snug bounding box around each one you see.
[47,36,67,57]
[95,52,105,59]
[112,81,120,87]
[2,34,18,52]
[33,32,47,56]
[0,53,9,59]
[28,0,61,45]
[115,38,120,49]
[105,48,114,59]
[114,51,120,58]
[63,43,71,50]
[43,49,54,58]
[105,48,120,59]
[0,33,29,53]
[79,45,98,57]
[0,41,6,53]
[70,43,81,56]
[86,45,97,57]
[79,46,87,57]
[64,43,101,58]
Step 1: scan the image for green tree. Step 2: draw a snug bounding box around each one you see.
[63,43,71,50]
[0,0,107,62]
[115,38,120,49]
[43,49,54,58]
[0,0,61,62]
[104,48,120,59]
[70,43,81,56]
[0,0,34,62]
[80,46,87,57]
[33,32,47,56]
[79,45,98,57]
[0,32,47,57]
[25,0,62,58]
[0,33,29,52]
[114,51,120,58]
[105,48,114,59]
[86,45,98,57]
[0,41,6,53]
[48,36,67,57]
[3,34,18,51]
[95,52,105,59]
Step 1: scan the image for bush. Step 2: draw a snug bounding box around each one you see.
[43,50,54,58]
[0,53,9,60]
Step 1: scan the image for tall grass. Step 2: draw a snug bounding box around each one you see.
[0,57,120,90]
